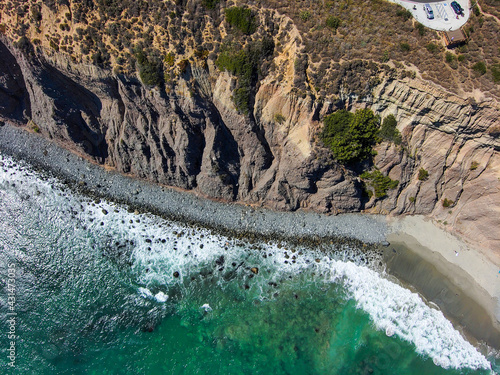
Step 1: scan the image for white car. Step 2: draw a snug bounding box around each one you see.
[424,4,435,19]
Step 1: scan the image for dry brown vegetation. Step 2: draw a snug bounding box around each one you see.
[265,0,500,98]
[0,0,498,99]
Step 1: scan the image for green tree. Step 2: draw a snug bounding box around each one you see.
[135,49,162,86]
[225,7,257,35]
[216,38,274,114]
[380,114,401,144]
[360,170,399,198]
[321,109,380,164]
[442,198,454,207]
[418,168,429,181]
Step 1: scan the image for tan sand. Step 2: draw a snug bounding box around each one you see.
[386,215,500,348]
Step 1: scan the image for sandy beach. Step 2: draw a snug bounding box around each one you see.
[1,122,499,351]
[386,216,500,348]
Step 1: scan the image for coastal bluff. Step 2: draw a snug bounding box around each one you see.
[0,24,499,260]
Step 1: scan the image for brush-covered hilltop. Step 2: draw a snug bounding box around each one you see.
[0,0,499,258]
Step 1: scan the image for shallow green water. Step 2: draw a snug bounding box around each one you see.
[0,155,497,374]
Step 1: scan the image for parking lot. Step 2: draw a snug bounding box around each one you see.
[388,0,470,31]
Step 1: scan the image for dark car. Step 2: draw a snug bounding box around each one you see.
[451,1,464,15]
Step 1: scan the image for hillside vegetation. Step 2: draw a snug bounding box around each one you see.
[0,0,499,101]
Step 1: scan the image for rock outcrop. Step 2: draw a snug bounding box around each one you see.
[367,79,500,257]
[0,33,499,259]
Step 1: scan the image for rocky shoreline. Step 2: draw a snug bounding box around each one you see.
[1,121,499,353]
[0,122,389,245]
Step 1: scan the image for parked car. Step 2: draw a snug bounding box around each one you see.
[450,1,464,15]
[424,4,434,19]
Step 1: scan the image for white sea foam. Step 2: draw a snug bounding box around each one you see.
[0,153,492,370]
[155,291,169,303]
[138,287,154,299]
[333,260,491,370]
[118,212,491,370]
[200,304,212,312]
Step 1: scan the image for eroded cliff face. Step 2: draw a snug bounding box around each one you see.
[367,80,500,256]
[0,31,499,258]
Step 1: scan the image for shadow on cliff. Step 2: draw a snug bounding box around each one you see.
[0,39,108,162]
[37,56,108,162]
[0,40,31,122]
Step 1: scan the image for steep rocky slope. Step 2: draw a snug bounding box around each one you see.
[0,1,499,260]
[368,79,500,255]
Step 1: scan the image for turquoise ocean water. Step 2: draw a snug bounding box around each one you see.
[0,154,498,374]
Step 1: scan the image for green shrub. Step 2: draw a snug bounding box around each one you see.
[490,64,500,83]
[418,168,429,181]
[49,39,59,51]
[216,38,274,114]
[381,50,390,63]
[216,49,253,82]
[164,52,175,67]
[177,59,189,74]
[415,22,425,36]
[380,114,402,144]
[15,36,34,55]
[396,8,412,21]
[321,109,380,164]
[136,49,162,86]
[445,52,458,69]
[426,43,438,53]
[472,61,486,76]
[442,198,454,207]
[470,161,479,170]
[31,6,42,22]
[300,11,312,22]
[139,64,161,86]
[232,87,251,113]
[225,7,257,35]
[274,113,286,124]
[360,170,399,198]
[202,0,219,9]
[326,16,341,31]
[400,42,410,52]
[409,196,416,203]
